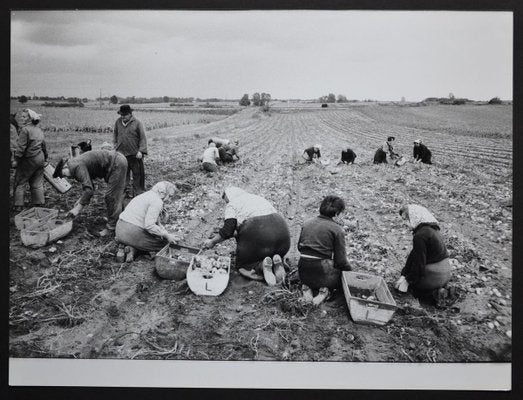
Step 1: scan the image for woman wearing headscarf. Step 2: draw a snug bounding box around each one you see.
[53,149,128,236]
[302,144,322,163]
[11,109,48,211]
[199,142,220,172]
[202,187,291,286]
[297,195,352,305]
[413,139,432,164]
[115,181,180,262]
[395,204,451,302]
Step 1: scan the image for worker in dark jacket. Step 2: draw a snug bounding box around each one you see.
[302,144,322,163]
[394,204,451,303]
[341,148,357,164]
[53,150,128,235]
[11,109,48,211]
[113,105,147,197]
[413,139,432,164]
[218,140,240,163]
[297,195,352,305]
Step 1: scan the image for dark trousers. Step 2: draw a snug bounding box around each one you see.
[13,152,45,207]
[373,149,387,164]
[125,155,145,197]
[236,213,291,269]
[298,258,342,290]
[106,153,128,229]
[218,147,234,163]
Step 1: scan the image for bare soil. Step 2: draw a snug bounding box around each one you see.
[9,104,512,362]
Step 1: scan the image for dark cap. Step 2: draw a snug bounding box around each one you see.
[117,105,133,115]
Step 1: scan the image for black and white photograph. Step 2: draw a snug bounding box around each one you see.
[8,7,513,390]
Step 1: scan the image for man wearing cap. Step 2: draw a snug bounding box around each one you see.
[413,139,432,164]
[53,150,128,236]
[113,105,148,197]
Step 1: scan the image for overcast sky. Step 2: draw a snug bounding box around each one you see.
[10,10,513,101]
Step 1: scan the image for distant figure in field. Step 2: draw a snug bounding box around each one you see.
[413,139,432,164]
[113,105,148,198]
[208,137,230,148]
[373,136,399,164]
[340,148,357,164]
[199,142,220,173]
[202,186,291,286]
[218,140,240,163]
[303,144,322,163]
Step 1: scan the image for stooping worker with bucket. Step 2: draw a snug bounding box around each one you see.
[53,149,128,236]
[202,186,291,286]
[302,144,322,163]
[394,204,454,306]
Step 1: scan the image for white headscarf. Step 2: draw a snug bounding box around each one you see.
[151,181,176,201]
[400,204,439,230]
[25,109,42,121]
[223,186,276,224]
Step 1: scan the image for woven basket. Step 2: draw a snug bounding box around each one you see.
[155,243,200,280]
[14,207,59,230]
[21,219,73,248]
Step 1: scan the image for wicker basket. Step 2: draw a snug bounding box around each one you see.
[155,243,200,280]
[14,207,59,230]
[21,219,73,248]
[342,271,398,326]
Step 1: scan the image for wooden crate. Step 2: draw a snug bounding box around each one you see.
[21,219,73,248]
[155,243,200,280]
[14,207,59,230]
[43,163,72,193]
[342,271,398,326]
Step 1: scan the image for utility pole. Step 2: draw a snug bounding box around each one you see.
[99,89,102,109]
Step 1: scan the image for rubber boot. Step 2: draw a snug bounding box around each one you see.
[272,254,286,284]
[312,287,331,306]
[261,257,276,286]
[301,284,314,303]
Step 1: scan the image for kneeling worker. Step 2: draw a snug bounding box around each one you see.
[303,144,322,163]
[115,181,180,262]
[202,187,291,286]
[395,204,451,304]
[199,142,220,173]
[298,195,352,305]
[413,139,432,164]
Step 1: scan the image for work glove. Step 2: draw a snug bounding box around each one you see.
[394,276,409,293]
[67,203,84,218]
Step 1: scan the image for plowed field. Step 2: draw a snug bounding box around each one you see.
[9,103,512,363]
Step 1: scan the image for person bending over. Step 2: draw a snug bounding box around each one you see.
[203,186,291,286]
